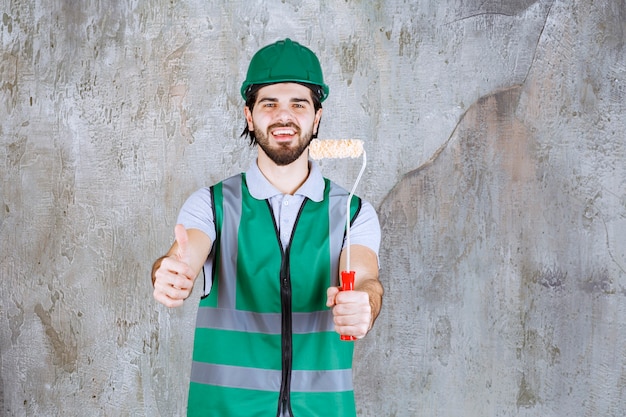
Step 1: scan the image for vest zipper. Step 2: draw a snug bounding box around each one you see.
[278,253,293,417]
[268,198,309,417]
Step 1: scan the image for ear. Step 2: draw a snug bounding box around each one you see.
[313,108,323,135]
[244,106,254,131]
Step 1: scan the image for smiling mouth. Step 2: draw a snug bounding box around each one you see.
[272,128,295,136]
[269,124,299,141]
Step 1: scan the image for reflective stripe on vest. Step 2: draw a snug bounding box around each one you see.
[195,308,335,333]
[191,363,353,392]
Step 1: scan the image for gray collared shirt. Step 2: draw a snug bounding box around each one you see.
[246,160,326,248]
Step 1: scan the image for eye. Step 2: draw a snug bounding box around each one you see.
[262,102,276,108]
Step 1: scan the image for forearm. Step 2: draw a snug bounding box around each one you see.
[340,244,383,330]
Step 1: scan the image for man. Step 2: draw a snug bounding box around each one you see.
[152,38,383,417]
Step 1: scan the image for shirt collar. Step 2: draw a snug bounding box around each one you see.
[245,159,325,202]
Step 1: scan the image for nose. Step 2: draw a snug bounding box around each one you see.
[274,104,295,124]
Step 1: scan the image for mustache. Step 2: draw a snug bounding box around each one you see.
[268,122,301,134]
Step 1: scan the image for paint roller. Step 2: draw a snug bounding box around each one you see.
[309,139,367,341]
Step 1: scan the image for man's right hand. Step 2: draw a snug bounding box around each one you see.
[152,225,197,308]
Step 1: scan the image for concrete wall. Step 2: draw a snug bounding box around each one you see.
[1,0,624,416]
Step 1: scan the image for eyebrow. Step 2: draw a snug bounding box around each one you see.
[257,96,312,105]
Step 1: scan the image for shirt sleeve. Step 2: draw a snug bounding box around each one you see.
[176,187,217,243]
[346,199,381,260]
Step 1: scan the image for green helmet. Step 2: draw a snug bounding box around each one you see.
[240,38,329,102]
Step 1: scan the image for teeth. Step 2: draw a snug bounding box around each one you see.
[273,129,294,135]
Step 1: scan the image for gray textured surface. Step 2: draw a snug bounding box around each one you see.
[1,0,625,416]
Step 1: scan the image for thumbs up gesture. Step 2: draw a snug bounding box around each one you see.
[152,225,197,308]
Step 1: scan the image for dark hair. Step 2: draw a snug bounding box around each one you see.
[240,83,324,146]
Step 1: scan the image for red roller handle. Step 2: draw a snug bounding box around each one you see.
[340,271,357,341]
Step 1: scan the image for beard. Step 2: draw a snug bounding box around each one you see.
[255,122,315,166]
